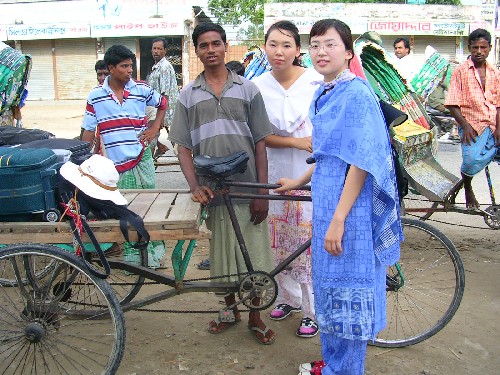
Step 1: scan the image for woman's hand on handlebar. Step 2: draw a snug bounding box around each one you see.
[191,186,214,205]
[274,178,302,193]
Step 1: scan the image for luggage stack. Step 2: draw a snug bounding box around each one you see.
[0,125,54,146]
[19,138,92,165]
[0,147,61,222]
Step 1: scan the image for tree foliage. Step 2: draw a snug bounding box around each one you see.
[208,0,264,26]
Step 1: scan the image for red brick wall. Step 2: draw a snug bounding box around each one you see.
[186,43,252,85]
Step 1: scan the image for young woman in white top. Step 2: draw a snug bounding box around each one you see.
[253,20,322,338]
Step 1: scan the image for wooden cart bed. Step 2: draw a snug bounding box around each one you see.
[0,189,210,245]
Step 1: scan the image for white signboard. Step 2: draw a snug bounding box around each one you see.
[481,0,496,21]
[91,20,184,37]
[7,23,91,40]
[368,20,469,36]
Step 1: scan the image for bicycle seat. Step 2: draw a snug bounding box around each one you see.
[193,151,249,178]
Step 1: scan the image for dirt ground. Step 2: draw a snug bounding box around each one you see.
[19,101,500,375]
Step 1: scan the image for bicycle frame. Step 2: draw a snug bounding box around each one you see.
[104,178,314,312]
[106,175,409,312]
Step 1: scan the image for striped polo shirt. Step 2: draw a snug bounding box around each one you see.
[82,77,166,172]
[169,70,273,202]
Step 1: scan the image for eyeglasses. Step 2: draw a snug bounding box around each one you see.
[308,42,339,53]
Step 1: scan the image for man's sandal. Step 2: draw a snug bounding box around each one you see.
[248,325,275,345]
[207,311,241,334]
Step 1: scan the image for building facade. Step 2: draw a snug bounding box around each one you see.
[264,2,495,70]
[0,0,219,100]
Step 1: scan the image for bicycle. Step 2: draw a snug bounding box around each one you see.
[0,151,465,374]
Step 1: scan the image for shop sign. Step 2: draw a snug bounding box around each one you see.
[91,20,184,37]
[481,0,496,21]
[368,20,468,36]
[7,23,91,40]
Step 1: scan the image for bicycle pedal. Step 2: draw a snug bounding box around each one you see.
[218,309,236,323]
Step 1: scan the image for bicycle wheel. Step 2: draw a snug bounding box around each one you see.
[374,218,465,347]
[0,255,56,286]
[403,191,438,220]
[0,243,125,374]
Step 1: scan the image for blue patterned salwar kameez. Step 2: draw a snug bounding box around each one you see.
[310,76,403,375]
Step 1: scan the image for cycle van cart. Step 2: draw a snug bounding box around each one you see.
[0,153,465,374]
[0,190,209,374]
[393,120,500,228]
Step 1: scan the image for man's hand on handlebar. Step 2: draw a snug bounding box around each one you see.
[191,186,214,205]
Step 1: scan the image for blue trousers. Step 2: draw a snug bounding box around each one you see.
[320,333,368,375]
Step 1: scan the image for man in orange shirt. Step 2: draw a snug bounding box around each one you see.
[445,28,500,209]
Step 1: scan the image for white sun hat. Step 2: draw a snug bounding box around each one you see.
[60,154,127,206]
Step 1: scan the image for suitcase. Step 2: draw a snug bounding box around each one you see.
[0,125,54,146]
[18,138,92,165]
[0,147,61,222]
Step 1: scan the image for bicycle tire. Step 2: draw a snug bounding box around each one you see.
[373,218,465,348]
[0,243,126,374]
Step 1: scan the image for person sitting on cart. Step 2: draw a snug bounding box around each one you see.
[169,23,276,345]
[81,44,168,269]
[445,28,500,209]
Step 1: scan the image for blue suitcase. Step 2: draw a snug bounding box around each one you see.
[0,147,61,222]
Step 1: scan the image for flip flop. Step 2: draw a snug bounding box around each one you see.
[248,325,275,345]
[207,313,241,334]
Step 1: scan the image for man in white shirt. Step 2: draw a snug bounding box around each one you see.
[393,37,415,83]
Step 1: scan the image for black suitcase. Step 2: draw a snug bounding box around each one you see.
[0,147,61,222]
[0,125,54,146]
[19,138,92,165]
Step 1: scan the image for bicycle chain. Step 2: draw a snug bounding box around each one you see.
[112,272,253,314]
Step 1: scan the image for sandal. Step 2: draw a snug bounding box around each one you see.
[269,303,301,321]
[248,325,275,345]
[207,311,241,334]
[296,317,319,338]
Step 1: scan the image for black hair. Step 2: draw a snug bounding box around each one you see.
[468,28,491,46]
[152,37,168,49]
[309,19,353,62]
[265,20,302,67]
[393,37,411,52]
[104,45,135,69]
[192,23,226,49]
[94,59,107,72]
[226,60,245,76]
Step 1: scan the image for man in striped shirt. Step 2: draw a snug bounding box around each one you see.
[445,29,500,209]
[81,44,168,268]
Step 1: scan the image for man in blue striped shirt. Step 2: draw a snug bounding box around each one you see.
[81,44,168,269]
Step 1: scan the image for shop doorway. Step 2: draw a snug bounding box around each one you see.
[139,37,182,88]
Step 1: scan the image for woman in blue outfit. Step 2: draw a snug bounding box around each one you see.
[276,19,403,375]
